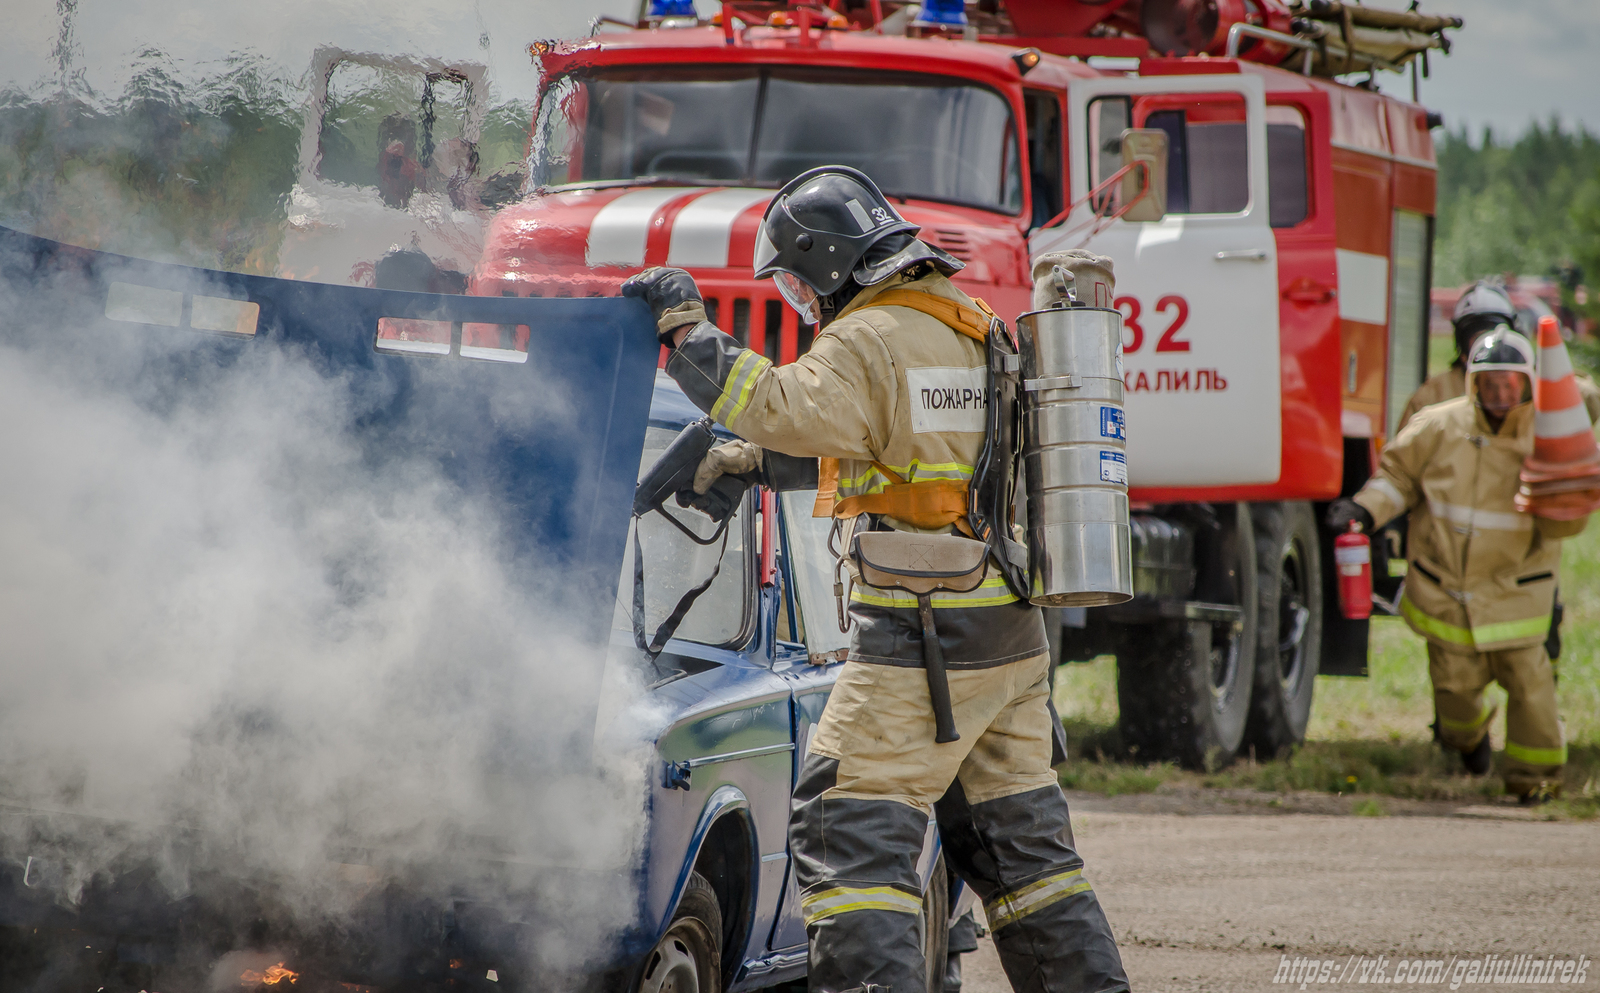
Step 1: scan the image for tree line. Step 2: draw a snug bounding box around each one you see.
[1433,119,1600,326]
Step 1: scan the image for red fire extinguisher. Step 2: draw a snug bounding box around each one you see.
[1334,522,1373,621]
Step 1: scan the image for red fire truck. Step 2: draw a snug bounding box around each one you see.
[471,0,1458,766]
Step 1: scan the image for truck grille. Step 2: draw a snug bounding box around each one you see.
[932,228,972,262]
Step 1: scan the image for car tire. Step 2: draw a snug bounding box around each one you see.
[1245,501,1323,758]
[921,850,950,991]
[636,871,722,993]
[1114,504,1257,770]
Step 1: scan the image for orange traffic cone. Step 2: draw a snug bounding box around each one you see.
[1517,315,1600,519]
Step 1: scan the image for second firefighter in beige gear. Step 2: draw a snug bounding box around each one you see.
[1349,328,1584,798]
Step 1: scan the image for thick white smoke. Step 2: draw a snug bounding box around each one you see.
[0,306,656,983]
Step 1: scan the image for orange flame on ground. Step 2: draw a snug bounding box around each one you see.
[240,962,299,986]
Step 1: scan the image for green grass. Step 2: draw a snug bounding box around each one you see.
[1428,331,1456,378]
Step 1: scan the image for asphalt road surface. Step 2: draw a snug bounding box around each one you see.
[956,794,1600,993]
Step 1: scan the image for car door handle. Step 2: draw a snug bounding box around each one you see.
[1215,249,1269,261]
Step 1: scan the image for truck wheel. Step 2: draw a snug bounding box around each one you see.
[1114,504,1256,769]
[920,851,950,991]
[1245,501,1323,758]
[637,872,721,993]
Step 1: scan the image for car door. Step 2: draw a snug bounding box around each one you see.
[1033,72,1282,489]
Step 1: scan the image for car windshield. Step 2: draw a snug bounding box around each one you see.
[532,66,1022,214]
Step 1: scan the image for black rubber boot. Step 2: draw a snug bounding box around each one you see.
[944,952,963,993]
[1517,782,1559,806]
[1462,734,1492,776]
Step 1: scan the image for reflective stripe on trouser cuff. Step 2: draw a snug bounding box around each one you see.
[1503,740,1567,767]
[1438,701,1493,733]
[984,870,1093,932]
[851,574,1020,609]
[710,349,772,424]
[1400,596,1550,648]
[800,885,923,926]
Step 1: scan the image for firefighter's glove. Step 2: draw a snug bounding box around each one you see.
[693,440,762,495]
[1325,498,1374,535]
[677,441,762,523]
[621,267,707,344]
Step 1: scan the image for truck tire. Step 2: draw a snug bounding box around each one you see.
[1114,504,1257,769]
[637,872,721,993]
[1245,501,1323,758]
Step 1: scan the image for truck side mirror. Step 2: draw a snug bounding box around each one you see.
[1119,129,1169,222]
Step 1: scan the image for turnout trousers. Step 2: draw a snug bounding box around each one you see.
[1428,642,1566,797]
[791,651,1129,993]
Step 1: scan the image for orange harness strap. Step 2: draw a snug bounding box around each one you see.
[813,290,995,528]
[862,289,997,345]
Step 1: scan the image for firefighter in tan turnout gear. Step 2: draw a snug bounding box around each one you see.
[1328,328,1587,801]
[1396,281,1599,666]
[624,166,1128,993]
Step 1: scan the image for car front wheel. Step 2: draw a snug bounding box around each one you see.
[636,871,721,993]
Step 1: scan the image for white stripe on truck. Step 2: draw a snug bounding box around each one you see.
[1335,249,1388,325]
[667,188,774,269]
[585,188,691,267]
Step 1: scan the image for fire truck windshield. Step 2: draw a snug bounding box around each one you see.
[531,66,1022,214]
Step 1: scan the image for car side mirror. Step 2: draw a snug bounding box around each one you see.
[1119,129,1169,222]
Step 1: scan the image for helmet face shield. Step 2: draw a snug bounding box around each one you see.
[773,269,820,325]
[1466,325,1536,413]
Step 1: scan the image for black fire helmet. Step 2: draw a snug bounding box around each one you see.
[752,166,963,320]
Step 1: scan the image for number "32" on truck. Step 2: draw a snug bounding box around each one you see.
[1116,294,1190,354]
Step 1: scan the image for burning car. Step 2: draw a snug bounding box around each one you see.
[0,226,958,992]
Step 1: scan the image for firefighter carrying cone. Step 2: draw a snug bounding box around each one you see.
[624,167,1127,992]
[1397,285,1600,666]
[1328,325,1590,802]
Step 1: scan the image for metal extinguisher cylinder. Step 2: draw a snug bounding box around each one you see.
[1334,523,1372,620]
[1015,279,1133,607]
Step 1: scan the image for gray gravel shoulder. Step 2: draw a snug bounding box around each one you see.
[956,809,1600,993]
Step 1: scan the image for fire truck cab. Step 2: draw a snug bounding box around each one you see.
[475,0,1453,766]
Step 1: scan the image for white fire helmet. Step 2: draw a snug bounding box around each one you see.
[1452,281,1515,326]
[1465,325,1535,404]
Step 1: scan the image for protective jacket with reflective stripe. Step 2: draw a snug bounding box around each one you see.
[669,270,989,515]
[664,269,1047,668]
[1354,397,1589,651]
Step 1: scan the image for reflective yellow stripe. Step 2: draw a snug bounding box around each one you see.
[1438,701,1493,733]
[837,460,975,497]
[851,575,1019,609]
[1470,615,1551,645]
[1399,596,1550,648]
[984,870,1092,931]
[837,466,893,497]
[882,459,975,480]
[800,885,922,925]
[1400,596,1474,646]
[711,350,772,425]
[1503,740,1566,767]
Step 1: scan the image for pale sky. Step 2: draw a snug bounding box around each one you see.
[0,0,1594,140]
